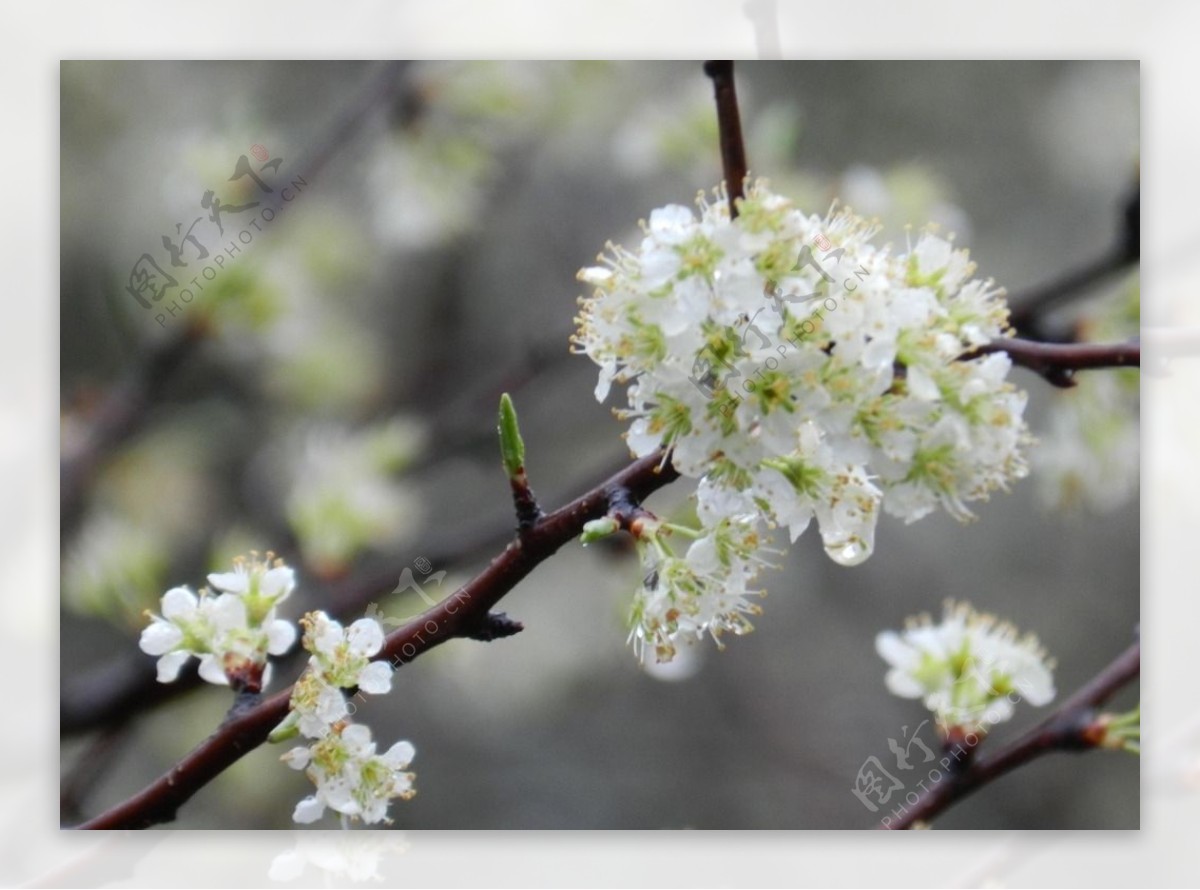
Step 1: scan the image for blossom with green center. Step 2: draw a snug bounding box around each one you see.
[207,551,295,625]
[875,601,1056,733]
[282,722,416,825]
[273,611,395,741]
[628,514,771,663]
[301,611,394,692]
[138,554,298,689]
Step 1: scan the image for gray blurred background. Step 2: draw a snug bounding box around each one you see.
[60,61,1139,829]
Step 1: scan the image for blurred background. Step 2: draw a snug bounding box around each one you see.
[59,60,1139,829]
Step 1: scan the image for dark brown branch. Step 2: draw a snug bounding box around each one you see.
[879,638,1140,830]
[972,337,1140,388]
[76,450,679,829]
[461,611,524,642]
[510,471,544,533]
[703,61,748,217]
[61,329,1140,736]
[1007,185,1139,337]
[63,331,1142,735]
[60,444,644,736]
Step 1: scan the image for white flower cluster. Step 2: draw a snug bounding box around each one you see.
[277,611,417,826]
[573,182,1030,660]
[287,612,395,738]
[138,552,296,689]
[875,601,1056,732]
[282,723,416,826]
[626,515,772,663]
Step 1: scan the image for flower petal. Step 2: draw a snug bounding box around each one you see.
[266,619,297,655]
[312,613,344,655]
[281,746,312,770]
[874,631,912,668]
[206,570,248,595]
[140,621,183,656]
[356,661,393,695]
[347,619,384,656]
[261,566,296,601]
[198,653,229,686]
[161,586,198,620]
[208,593,248,633]
[341,723,375,756]
[292,795,326,824]
[155,651,191,683]
[382,740,415,769]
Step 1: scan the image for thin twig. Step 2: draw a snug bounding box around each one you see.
[1007,185,1139,336]
[703,61,748,217]
[972,337,1140,388]
[76,450,679,829]
[879,639,1140,830]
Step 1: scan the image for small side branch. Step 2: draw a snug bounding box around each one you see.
[703,61,749,216]
[497,393,543,530]
[971,337,1140,387]
[1007,184,1139,336]
[461,611,524,642]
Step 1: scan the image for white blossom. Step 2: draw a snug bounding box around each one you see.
[283,723,416,826]
[207,552,296,623]
[302,612,394,693]
[875,600,1056,732]
[628,515,771,663]
[138,554,297,689]
[286,611,395,739]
